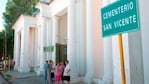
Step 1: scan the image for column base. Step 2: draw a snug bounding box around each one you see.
[83,76,104,84]
[103,80,113,84]
[103,76,113,84]
[18,66,30,73]
[85,73,93,78]
[71,73,78,79]
[37,67,44,76]
[14,65,18,71]
[85,73,94,84]
[37,71,44,76]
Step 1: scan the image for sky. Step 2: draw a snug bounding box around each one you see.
[0,0,7,31]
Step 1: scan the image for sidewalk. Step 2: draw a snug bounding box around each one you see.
[4,71,37,79]
[3,71,43,83]
[0,72,9,84]
[2,71,86,84]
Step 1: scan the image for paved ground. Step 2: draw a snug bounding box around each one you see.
[0,71,86,84]
[10,76,46,84]
[0,75,9,84]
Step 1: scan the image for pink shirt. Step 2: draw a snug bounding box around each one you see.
[55,65,62,76]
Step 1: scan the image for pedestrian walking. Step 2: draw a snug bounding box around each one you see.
[63,60,71,84]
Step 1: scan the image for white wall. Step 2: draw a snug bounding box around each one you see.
[59,14,67,44]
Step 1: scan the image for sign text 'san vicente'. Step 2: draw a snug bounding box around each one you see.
[101,0,140,37]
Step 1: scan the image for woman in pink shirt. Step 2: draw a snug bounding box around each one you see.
[55,62,62,84]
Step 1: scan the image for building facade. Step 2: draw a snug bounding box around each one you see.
[12,0,149,84]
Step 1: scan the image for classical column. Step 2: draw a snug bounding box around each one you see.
[67,0,78,77]
[102,0,113,84]
[85,0,94,78]
[38,17,47,72]
[18,25,30,73]
[140,0,149,84]
[103,38,113,83]
[52,16,59,64]
[76,0,86,76]
[14,31,19,70]
[46,18,52,60]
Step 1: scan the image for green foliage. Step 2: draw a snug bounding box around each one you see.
[1,0,39,59]
[0,31,5,59]
[3,0,39,29]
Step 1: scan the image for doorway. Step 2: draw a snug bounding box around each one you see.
[56,43,67,63]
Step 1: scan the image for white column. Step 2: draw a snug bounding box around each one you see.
[67,0,78,77]
[140,0,149,84]
[18,25,30,73]
[76,0,86,76]
[46,18,52,60]
[102,0,113,84]
[13,32,17,62]
[14,31,19,70]
[52,16,59,64]
[17,32,21,70]
[38,17,47,72]
[36,25,41,73]
[37,24,41,66]
[103,38,113,83]
[85,0,94,78]
[128,32,144,84]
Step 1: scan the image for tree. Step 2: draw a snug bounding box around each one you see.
[2,0,39,59]
[0,31,5,59]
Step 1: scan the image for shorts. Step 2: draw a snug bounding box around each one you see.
[51,72,54,78]
[63,76,70,81]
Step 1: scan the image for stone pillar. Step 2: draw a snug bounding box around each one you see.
[18,25,30,73]
[127,32,144,84]
[46,18,52,60]
[14,31,20,70]
[102,0,113,84]
[139,0,149,84]
[76,0,86,76]
[38,17,47,72]
[103,38,113,84]
[85,0,94,78]
[37,25,41,67]
[67,0,78,77]
[52,16,59,64]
